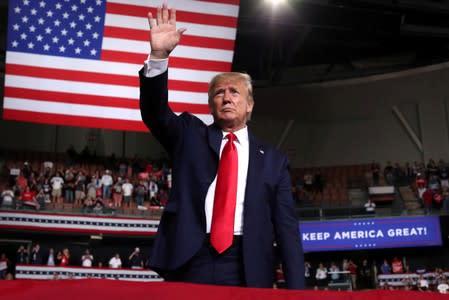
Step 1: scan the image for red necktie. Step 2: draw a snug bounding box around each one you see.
[210,132,238,254]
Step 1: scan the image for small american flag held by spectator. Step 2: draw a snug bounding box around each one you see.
[3,0,240,131]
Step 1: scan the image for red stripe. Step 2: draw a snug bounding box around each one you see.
[106,2,238,28]
[104,26,235,50]
[101,50,232,72]
[0,224,156,236]
[6,63,211,92]
[5,87,210,114]
[3,109,149,132]
[6,63,139,87]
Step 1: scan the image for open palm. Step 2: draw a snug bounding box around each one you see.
[148,4,186,59]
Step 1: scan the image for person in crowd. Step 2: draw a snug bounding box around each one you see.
[379,259,391,274]
[304,261,313,287]
[50,172,64,204]
[18,186,40,210]
[391,257,403,274]
[58,248,70,266]
[30,243,43,265]
[74,170,87,206]
[364,199,376,214]
[109,253,122,268]
[359,259,372,289]
[437,278,449,294]
[81,249,94,267]
[315,262,328,288]
[64,168,76,203]
[35,189,46,210]
[46,248,56,266]
[112,177,123,208]
[1,185,15,208]
[329,262,340,283]
[0,253,10,279]
[101,170,114,200]
[16,245,28,264]
[128,247,144,269]
[347,259,358,290]
[148,176,159,206]
[135,180,147,210]
[122,178,134,208]
[313,172,324,194]
[275,263,286,289]
[422,188,433,214]
[139,4,304,289]
[86,177,97,201]
[417,274,429,291]
[384,161,394,185]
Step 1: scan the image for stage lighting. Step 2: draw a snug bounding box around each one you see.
[265,0,287,7]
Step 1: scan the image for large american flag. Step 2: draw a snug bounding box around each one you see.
[3,0,240,131]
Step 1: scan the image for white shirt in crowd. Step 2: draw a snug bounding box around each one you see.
[122,183,134,197]
[101,174,113,186]
[438,283,449,294]
[109,256,122,268]
[81,254,94,267]
[315,268,328,280]
[50,176,64,190]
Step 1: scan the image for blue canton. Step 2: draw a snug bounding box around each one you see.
[7,0,106,60]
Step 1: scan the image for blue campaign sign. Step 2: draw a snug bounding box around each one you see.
[299,216,442,253]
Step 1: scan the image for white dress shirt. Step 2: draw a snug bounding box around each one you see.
[144,57,249,235]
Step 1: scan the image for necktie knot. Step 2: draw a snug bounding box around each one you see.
[227,132,236,143]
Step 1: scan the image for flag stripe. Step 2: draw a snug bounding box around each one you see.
[4,109,149,132]
[6,74,209,104]
[4,98,213,124]
[101,50,232,72]
[103,26,236,51]
[4,87,211,114]
[6,52,219,84]
[7,63,211,92]
[108,0,239,17]
[105,14,237,40]
[107,2,238,28]
[102,37,234,62]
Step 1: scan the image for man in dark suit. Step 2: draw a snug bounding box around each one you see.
[140,4,304,289]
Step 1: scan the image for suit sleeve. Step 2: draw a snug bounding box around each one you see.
[139,68,182,156]
[273,156,305,289]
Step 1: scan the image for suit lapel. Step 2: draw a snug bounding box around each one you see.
[207,123,222,158]
[244,133,265,221]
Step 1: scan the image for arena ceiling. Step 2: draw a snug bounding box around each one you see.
[234,0,449,86]
[2,1,449,87]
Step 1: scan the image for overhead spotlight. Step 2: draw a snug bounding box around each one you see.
[265,0,287,7]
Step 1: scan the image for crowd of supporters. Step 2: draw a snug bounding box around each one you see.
[301,257,449,293]
[0,149,172,214]
[370,159,449,213]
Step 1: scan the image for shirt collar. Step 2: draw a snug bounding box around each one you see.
[222,126,248,145]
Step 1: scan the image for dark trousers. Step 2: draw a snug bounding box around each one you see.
[165,235,245,286]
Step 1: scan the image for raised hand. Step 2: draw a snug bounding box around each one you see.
[148,3,186,59]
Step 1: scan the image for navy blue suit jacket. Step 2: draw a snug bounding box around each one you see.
[139,69,304,289]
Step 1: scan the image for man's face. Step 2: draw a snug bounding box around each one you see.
[210,79,253,131]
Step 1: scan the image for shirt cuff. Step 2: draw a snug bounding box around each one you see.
[143,54,169,78]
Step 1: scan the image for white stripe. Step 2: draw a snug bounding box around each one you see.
[108,0,239,17]
[5,74,210,104]
[0,211,158,225]
[102,37,234,62]
[6,52,221,83]
[5,97,142,121]
[4,97,214,124]
[105,13,237,40]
